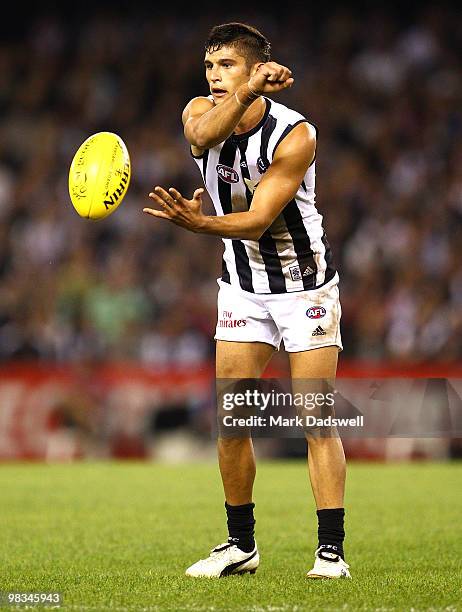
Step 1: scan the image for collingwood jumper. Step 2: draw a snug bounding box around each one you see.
[192,97,336,294]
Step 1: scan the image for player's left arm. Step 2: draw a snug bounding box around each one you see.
[143,123,316,240]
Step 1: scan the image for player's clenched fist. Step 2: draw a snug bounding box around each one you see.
[248,62,294,94]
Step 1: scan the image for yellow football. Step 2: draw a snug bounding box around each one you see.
[68,132,131,220]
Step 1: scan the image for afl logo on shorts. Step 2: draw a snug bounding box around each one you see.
[306,306,326,319]
[216,164,239,183]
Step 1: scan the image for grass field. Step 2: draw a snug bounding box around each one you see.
[1,460,461,611]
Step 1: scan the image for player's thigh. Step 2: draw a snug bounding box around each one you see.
[216,340,275,378]
[289,345,338,379]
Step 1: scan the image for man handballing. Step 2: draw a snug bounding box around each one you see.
[144,22,350,580]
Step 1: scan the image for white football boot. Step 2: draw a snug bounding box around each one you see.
[306,546,351,579]
[185,539,259,578]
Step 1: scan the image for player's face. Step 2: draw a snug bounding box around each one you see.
[204,46,254,104]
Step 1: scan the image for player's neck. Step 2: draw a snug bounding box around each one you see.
[234,97,266,136]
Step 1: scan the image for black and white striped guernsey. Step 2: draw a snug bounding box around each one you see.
[192,97,336,294]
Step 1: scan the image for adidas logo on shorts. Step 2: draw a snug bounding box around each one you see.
[312,325,326,337]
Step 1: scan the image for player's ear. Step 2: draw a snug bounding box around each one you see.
[250,62,265,76]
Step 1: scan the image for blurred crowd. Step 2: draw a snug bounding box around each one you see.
[0,4,461,366]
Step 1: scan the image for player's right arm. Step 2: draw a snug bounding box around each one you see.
[182,87,258,155]
[182,62,293,155]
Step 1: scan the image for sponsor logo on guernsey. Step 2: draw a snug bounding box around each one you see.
[290,265,315,282]
[216,164,239,183]
[307,307,326,319]
[290,265,302,281]
[218,310,247,328]
[257,156,268,174]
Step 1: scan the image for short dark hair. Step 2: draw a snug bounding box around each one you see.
[205,22,271,66]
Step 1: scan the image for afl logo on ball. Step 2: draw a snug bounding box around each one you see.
[306,306,326,319]
[216,164,239,183]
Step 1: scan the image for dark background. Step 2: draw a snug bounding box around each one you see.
[1,1,461,366]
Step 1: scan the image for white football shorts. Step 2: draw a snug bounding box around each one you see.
[215,272,343,352]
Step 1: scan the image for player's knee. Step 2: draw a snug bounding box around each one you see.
[305,430,339,446]
[216,361,243,378]
[218,437,251,454]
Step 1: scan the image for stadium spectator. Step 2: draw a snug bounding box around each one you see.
[0,5,461,365]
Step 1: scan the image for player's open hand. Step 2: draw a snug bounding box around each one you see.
[248,62,294,94]
[143,186,205,232]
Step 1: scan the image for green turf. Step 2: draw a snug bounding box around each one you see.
[0,460,461,611]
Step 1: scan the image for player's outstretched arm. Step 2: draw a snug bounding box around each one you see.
[143,122,315,240]
[183,61,294,151]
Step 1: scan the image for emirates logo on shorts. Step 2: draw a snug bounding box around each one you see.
[217,319,247,328]
[216,164,239,183]
[217,310,247,327]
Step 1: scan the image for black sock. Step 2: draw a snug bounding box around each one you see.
[317,508,345,559]
[225,502,255,553]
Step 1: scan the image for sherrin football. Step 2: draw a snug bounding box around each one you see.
[68,132,131,220]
